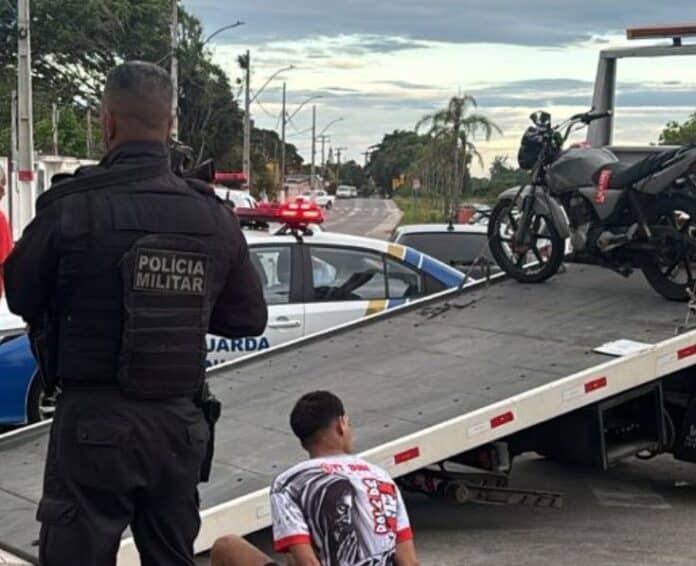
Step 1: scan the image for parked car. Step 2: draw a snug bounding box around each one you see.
[0,214,465,426]
[336,185,357,199]
[391,223,500,280]
[213,186,258,209]
[311,190,335,209]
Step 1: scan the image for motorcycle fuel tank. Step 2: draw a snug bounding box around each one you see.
[548,147,618,194]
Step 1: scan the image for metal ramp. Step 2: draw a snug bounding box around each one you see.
[0,265,694,565]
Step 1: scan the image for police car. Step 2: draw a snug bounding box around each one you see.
[0,202,465,426]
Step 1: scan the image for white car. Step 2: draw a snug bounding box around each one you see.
[310,190,334,209]
[213,186,258,209]
[336,185,356,199]
[204,210,466,365]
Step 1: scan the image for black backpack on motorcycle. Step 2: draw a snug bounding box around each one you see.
[518,126,546,170]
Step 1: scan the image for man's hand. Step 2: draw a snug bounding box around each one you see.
[395,539,419,566]
[287,543,321,566]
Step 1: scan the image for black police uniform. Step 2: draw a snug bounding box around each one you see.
[4,141,268,566]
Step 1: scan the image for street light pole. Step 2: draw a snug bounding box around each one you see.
[17,0,35,229]
[170,0,179,140]
[243,49,251,190]
[310,105,316,191]
[280,82,286,200]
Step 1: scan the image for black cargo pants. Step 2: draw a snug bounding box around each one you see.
[37,390,209,566]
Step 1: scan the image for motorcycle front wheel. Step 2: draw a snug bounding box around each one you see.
[488,197,566,283]
[642,193,696,301]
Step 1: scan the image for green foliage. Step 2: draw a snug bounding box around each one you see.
[338,160,366,189]
[366,130,429,196]
[394,195,447,224]
[470,156,530,203]
[0,0,300,181]
[659,113,696,145]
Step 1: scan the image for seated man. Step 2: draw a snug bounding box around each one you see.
[212,390,419,566]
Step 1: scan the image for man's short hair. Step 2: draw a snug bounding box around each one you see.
[102,61,172,130]
[290,391,345,446]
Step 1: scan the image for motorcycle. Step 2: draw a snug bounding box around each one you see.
[487,108,696,301]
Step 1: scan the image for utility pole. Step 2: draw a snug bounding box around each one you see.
[310,105,316,191]
[280,81,286,199]
[9,89,17,235]
[170,0,179,140]
[318,134,330,182]
[243,49,251,190]
[362,150,370,168]
[335,146,347,186]
[52,103,59,155]
[17,0,35,229]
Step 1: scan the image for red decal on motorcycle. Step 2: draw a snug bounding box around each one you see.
[595,169,611,204]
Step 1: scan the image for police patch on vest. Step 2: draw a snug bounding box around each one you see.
[134,248,209,295]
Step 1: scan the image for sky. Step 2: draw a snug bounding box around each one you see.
[182,0,696,175]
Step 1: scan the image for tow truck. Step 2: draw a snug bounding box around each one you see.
[1,24,696,566]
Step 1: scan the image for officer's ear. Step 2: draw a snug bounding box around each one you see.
[100,106,117,148]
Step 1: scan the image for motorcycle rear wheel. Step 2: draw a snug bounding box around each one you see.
[642,193,696,301]
[488,197,566,283]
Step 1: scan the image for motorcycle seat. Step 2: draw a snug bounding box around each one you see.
[595,149,680,189]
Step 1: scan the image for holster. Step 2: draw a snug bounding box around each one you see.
[28,311,59,395]
[198,387,222,482]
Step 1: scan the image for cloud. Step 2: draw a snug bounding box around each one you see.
[377,80,439,91]
[184,0,695,48]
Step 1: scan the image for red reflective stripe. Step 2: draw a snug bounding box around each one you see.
[584,376,607,393]
[274,533,311,552]
[678,344,696,360]
[490,411,514,428]
[18,170,33,182]
[396,527,414,543]
[394,447,420,465]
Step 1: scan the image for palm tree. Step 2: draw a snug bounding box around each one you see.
[417,95,501,219]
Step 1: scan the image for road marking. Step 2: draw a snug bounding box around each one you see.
[592,488,671,509]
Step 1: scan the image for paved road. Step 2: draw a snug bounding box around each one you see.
[322,197,402,240]
[199,453,696,565]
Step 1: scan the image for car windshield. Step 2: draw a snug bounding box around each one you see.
[398,232,494,268]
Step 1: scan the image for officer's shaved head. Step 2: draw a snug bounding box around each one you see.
[101,61,173,148]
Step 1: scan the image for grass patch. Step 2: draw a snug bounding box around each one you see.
[394,196,447,225]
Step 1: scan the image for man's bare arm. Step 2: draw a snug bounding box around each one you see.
[287,544,321,566]
[395,539,419,566]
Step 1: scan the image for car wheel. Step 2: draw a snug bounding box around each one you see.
[27,377,57,423]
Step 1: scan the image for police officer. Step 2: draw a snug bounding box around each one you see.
[5,61,268,565]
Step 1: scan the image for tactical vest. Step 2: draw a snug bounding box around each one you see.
[40,163,233,399]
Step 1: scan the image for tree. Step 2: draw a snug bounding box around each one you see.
[338,160,366,190]
[366,130,428,196]
[416,95,501,217]
[659,113,696,145]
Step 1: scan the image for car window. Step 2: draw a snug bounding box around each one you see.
[310,247,386,301]
[398,233,492,268]
[385,257,424,299]
[249,246,292,305]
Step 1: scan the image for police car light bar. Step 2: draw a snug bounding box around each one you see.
[235,201,324,228]
[627,24,696,44]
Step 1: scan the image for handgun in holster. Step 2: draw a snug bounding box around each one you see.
[198,385,222,483]
[28,309,59,396]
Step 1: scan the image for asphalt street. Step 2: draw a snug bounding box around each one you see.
[199,454,696,566]
[322,197,402,239]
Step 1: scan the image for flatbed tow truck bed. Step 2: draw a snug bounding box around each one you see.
[2,264,696,565]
